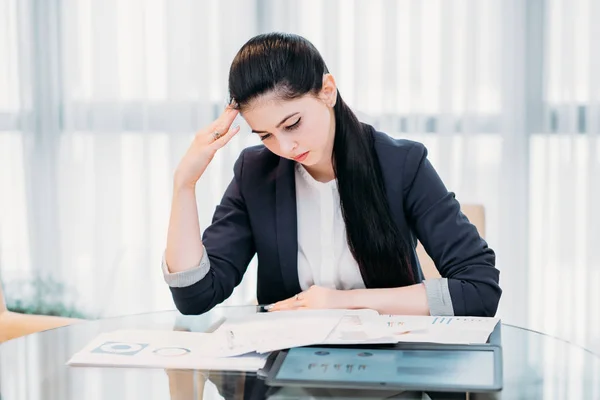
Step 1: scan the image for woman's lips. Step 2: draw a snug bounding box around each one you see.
[293,151,309,162]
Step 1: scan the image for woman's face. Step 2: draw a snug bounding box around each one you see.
[240,75,337,170]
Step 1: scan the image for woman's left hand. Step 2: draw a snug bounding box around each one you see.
[268,285,351,311]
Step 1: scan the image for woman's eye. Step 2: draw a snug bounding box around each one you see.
[259,133,272,141]
[285,118,301,131]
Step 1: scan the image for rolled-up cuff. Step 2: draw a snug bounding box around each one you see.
[423,278,455,316]
[162,248,210,288]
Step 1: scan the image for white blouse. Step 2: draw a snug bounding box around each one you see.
[294,163,366,291]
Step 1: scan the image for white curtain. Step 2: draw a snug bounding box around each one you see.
[0,0,598,354]
[530,0,600,354]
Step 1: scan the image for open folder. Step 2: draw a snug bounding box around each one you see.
[67,309,499,372]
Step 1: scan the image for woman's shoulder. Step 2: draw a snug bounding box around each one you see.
[363,124,428,166]
[360,124,433,192]
[365,125,423,151]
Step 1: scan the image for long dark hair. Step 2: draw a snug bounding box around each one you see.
[228,32,414,288]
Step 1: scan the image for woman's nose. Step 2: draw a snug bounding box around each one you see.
[280,137,298,154]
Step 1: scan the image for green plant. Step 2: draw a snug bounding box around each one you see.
[4,274,95,319]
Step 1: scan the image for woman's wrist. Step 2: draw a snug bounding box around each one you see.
[173,172,197,193]
[340,289,361,309]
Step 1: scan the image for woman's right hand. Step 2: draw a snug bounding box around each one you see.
[174,104,240,189]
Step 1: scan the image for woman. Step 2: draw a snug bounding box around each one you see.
[162,32,501,317]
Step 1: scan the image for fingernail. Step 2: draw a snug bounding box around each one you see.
[226,99,238,110]
[264,304,274,310]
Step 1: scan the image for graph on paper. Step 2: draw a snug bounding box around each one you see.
[377,315,500,344]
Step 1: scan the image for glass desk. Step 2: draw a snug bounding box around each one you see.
[1,306,599,399]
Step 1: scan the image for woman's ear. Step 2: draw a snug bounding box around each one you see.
[320,74,337,107]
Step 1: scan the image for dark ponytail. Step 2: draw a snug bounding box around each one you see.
[229,32,414,288]
[331,94,414,288]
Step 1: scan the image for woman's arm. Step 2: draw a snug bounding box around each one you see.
[165,105,239,274]
[403,142,501,317]
[167,151,257,315]
[163,105,258,315]
[270,283,430,315]
[165,182,204,274]
[344,284,430,315]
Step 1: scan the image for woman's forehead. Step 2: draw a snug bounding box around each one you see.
[243,92,311,111]
[242,95,315,124]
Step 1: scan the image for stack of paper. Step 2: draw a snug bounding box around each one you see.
[212,309,354,355]
[67,311,500,372]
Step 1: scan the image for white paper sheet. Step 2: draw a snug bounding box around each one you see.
[323,310,411,345]
[378,315,500,344]
[67,329,268,371]
[213,309,352,354]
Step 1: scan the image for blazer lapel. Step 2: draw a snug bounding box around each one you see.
[275,157,302,295]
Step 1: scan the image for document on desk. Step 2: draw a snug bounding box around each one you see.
[211,311,498,349]
[322,310,415,345]
[379,315,500,344]
[213,309,361,354]
[67,329,269,371]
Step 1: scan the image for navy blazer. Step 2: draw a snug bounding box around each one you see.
[170,126,501,317]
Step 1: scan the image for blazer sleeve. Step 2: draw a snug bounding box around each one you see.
[403,142,501,317]
[170,149,256,315]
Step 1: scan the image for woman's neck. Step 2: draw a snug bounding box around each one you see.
[303,162,335,183]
